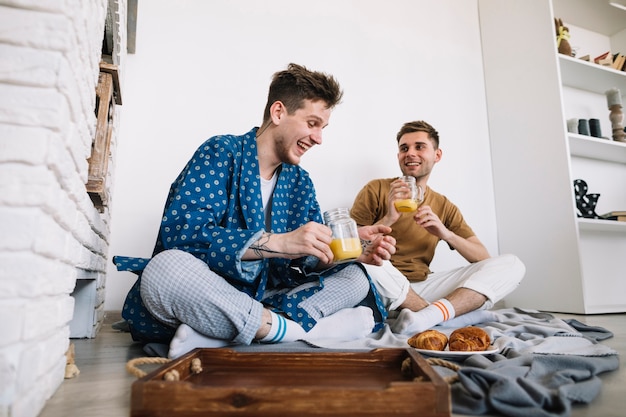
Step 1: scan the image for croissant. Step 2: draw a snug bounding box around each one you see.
[407,329,448,351]
[448,326,490,351]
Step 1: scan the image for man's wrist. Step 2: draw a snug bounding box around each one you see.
[379,215,396,227]
[250,232,279,258]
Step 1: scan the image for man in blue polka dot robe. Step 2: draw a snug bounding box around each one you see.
[114,63,396,358]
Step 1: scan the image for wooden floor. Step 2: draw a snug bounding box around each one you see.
[39,311,626,417]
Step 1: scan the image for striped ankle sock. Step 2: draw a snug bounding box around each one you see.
[391,298,456,335]
[259,311,306,343]
[431,298,455,323]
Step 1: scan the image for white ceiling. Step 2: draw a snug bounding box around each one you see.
[552,0,626,36]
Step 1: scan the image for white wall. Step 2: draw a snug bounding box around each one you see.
[105,0,496,310]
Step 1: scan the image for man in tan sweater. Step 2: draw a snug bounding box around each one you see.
[350,120,526,335]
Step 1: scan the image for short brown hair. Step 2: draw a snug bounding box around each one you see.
[396,120,440,149]
[262,63,343,123]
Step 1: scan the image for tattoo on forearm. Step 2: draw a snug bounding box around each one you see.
[250,233,274,258]
[249,232,316,259]
[251,232,299,258]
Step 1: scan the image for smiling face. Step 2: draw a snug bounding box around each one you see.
[272,99,331,166]
[397,131,441,183]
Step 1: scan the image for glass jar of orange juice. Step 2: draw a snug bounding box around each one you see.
[394,176,423,212]
[323,208,362,262]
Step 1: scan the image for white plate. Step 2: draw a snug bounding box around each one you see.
[413,345,499,358]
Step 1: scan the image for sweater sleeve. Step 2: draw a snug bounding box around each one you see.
[350,179,389,226]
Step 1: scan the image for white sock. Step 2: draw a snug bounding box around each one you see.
[259,311,306,343]
[390,298,456,335]
[168,324,230,359]
[305,306,375,342]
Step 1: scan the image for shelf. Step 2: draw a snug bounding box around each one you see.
[568,134,626,163]
[559,55,626,94]
[578,218,626,233]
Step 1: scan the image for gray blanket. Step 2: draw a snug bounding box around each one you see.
[450,309,619,417]
[451,351,618,417]
[307,308,617,356]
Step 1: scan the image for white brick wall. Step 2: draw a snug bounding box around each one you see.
[0,0,124,416]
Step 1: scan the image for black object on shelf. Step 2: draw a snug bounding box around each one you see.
[573,179,600,219]
[578,119,590,136]
[589,118,602,138]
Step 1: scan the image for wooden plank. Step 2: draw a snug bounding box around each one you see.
[99,61,122,105]
[86,71,113,210]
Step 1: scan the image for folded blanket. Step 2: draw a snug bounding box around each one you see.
[449,308,617,357]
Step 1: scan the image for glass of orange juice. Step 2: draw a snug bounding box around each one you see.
[323,208,363,262]
[394,176,424,212]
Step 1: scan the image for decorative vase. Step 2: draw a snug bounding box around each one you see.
[606,88,625,142]
[609,105,625,142]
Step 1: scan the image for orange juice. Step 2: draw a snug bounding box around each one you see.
[329,237,362,261]
[394,199,418,212]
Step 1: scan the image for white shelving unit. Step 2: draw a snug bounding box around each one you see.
[578,218,626,233]
[478,0,626,314]
[559,54,626,93]
[569,133,626,163]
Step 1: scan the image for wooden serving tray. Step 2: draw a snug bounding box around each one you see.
[131,348,450,417]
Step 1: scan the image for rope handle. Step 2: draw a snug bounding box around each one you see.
[426,357,460,384]
[126,357,203,380]
[402,356,460,384]
[126,357,171,378]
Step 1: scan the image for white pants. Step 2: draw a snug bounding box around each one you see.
[363,254,525,311]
